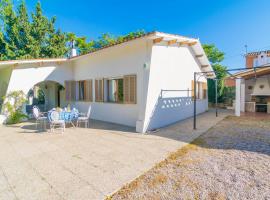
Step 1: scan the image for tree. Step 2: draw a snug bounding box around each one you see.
[0,1,67,60]
[67,33,95,55]
[66,30,146,56]
[0,1,145,60]
[203,44,227,103]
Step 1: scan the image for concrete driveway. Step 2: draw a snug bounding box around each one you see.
[0,110,230,200]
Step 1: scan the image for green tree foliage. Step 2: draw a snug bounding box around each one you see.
[66,30,145,56]
[203,44,228,103]
[67,33,95,55]
[0,0,68,60]
[0,1,145,60]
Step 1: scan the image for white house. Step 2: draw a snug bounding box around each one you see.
[225,50,270,116]
[0,31,214,132]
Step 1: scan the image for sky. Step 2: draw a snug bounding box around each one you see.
[19,0,270,69]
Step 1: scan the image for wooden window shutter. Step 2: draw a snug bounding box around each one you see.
[65,81,72,102]
[124,75,137,104]
[203,82,207,99]
[129,75,136,103]
[191,80,195,99]
[100,79,104,102]
[85,80,92,101]
[95,79,104,102]
[124,76,130,103]
[70,81,76,101]
[198,82,202,99]
[95,79,98,102]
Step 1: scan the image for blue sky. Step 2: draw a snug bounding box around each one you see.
[22,0,270,69]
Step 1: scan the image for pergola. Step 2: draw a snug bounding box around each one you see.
[193,64,270,129]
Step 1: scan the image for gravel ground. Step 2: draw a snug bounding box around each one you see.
[108,116,270,200]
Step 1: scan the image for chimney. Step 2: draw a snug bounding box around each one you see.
[246,54,255,69]
[69,40,77,57]
[71,48,77,57]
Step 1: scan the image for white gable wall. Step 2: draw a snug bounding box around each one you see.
[139,44,208,132]
[72,39,152,127]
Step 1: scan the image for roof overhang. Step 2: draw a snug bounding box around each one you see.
[0,58,67,69]
[232,65,270,79]
[0,31,214,78]
[148,32,215,78]
[68,31,214,77]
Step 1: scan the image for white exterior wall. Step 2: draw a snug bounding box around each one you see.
[72,39,152,127]
[235,78,241,116]
[240,80,245,112]
[0,66,12,99]
[6,62,73,95]
[140,44,208,132]
[0,36,211,131]
[245,79,255,102]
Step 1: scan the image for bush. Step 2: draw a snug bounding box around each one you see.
[3,91,28,124]
[6,111,27,124]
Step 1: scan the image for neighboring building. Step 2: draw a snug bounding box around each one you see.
[226,50,270,115]
[245,50,270,68]
[0,31,214,132]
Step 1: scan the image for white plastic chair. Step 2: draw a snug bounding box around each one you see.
[77,106,91,128]
[49,111,65,133]
[32,106,47,130]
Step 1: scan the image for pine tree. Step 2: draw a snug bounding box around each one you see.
[17,1,32,59]
[0,1,68,60]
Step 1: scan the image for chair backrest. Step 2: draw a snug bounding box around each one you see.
[49,111,60,122]
[32,106,40,119]
[87,105,91,118]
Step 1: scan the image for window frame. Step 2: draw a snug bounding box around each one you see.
[106,77,124,104]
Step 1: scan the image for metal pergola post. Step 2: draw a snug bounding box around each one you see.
[193,72,197,130]
[215,79,218,117]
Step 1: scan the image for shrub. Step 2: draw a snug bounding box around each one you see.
[3,91,28,124]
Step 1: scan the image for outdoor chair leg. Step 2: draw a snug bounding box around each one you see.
[63,123,65,133]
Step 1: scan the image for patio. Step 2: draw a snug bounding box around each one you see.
[0,110,230,200]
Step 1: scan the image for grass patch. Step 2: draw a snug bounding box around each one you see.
[149,173,168,188]
[108,135,207,199]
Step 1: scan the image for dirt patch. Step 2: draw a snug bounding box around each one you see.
[108,116,270,200]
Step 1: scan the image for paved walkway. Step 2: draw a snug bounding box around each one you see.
[0,110,230,200]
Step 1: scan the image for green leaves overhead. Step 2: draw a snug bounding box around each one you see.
[0,0,68,60]
[202,44,228,103]
[0,1,145,60]
[66,30,146,56]
[203,44,225,64]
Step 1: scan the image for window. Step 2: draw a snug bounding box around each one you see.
[95,79,104,102]
[65,80,93,102]
[79,81,85,101]
[95,75,136,104]
[107,78,124,103]
[124,75,137,104]
[191,80,207,100]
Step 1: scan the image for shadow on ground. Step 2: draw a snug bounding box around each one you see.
[188,115,270,156]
